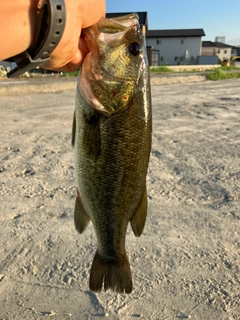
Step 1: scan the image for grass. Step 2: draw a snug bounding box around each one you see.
[62,71,79,77]
[182,68,202,73]
[149,66,173,73]
[221,65,240,71]
[150,66,213,73]
[206,68,240,81]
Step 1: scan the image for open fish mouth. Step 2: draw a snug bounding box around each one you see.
[79,13,145,116]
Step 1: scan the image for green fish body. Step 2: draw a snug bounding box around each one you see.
[72,14,152,293]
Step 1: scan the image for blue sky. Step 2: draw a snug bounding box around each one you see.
[106,0,240,45]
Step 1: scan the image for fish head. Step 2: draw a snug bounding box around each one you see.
[79,14,148,115]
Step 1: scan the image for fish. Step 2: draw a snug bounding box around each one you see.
[72,13,152,294]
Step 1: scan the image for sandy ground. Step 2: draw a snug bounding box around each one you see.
[0,78,239,319]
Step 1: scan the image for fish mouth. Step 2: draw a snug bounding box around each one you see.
[80,13,144,116]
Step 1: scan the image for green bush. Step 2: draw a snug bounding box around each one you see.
[206,68,240,81]
[62,71,79,77]
[150,66,173,73]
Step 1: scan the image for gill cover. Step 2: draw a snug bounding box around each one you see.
[79,14,145,115]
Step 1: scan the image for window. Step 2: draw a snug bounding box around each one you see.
[181,39,184,44]
[156,39,161,45]
[218,49,220,54]
[224,50,227,54]
[160,56,164,61]
[180,57,185,61]
[175,57,179,61]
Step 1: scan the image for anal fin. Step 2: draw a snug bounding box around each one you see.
[74,192,90,234]
[130,186,147,237]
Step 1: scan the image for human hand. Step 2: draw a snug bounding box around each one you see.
[41,0,106,72]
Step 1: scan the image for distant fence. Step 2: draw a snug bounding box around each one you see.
[201,49,217,56]
[147,47,160,66]
[152,50,160,66]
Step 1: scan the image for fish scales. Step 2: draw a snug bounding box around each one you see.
[72,13,152,293]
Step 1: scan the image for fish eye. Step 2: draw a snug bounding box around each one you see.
[129,42,141,56]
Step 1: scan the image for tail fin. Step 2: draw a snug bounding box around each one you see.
[89,251,132,293]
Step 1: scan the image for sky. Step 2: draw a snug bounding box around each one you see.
[106,0,240,45]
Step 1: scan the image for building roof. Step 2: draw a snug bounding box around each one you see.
[202,41,216,47]
[202,41,232,48]
[215,41,232,48]
[146,29,205,38]
[106,12,148,31]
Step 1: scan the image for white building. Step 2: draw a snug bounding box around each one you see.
[215,36,225,43]
[146,29,205,65]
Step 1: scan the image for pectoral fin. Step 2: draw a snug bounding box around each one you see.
[71,111,76,147]
[74,192,90,234]
[130,186,147,237]
[83,111,101,159]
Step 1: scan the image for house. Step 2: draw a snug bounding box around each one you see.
[202,41,232,62]
[231,46,240,58]
[0,60,12,72]
[145,29,205,65]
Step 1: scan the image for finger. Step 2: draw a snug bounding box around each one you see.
[42,37,89,72]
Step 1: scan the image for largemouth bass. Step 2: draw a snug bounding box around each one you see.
[72,13,152,293]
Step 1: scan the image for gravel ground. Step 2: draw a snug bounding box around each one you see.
[0,78,239,319]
